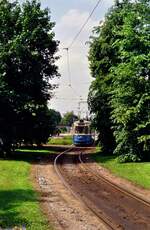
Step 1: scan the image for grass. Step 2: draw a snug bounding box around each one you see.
[14,147,58,161]
[0,149,56,230]
[93,151,150,189]
[16,149,50,153]
[48,135,73,145]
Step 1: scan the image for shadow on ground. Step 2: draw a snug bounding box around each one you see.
[0,145,67,163]
[1,147,117,165]
[0,148,115,228]
[0,189,37,228]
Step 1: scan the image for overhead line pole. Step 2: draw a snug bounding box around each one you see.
[63,48,71,87]
[63,48,81,97]
[63,0,102,106]
[78,98,88,119]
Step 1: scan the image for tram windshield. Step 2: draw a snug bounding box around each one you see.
[74,125,89,134]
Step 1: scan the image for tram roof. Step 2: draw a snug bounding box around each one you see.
[73,120,91,126]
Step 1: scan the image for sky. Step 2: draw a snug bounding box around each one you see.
[19,0,114,116]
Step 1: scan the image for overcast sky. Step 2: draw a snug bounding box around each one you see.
[19,0,114,116]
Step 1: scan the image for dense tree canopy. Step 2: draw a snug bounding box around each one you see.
[88,0,150,161]
[61,111,78,127]
[0,0,59,154]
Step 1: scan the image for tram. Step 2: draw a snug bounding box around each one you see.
[72,120,94,146]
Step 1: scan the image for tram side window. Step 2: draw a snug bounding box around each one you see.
[75,126,89,134]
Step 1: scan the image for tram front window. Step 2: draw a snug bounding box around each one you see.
[75,126,89,134]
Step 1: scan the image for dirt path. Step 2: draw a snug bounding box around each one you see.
[31,155,107,230]
[60,152,150,229]
[31,151,150,230]
[81,152,150,203]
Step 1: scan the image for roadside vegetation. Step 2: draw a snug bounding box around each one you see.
[88,0,150,162]
[93,150,150,189]
[48,135,73,145]
[0,0,60,157]
[0,0,63,229]
[0,149,56,229]
[0,0,149,227]
[60,111,78,127]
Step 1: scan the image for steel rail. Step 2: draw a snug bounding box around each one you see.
[54,148,117,230]
[54,146,81,201]
[79,152,150,208]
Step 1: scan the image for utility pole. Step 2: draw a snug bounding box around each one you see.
[78,97,88,119]
[63,47,71,87]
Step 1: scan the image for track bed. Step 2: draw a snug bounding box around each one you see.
[55,149,150,230]
[32,147,150,230]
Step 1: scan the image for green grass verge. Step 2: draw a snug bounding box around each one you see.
[48,135,73,145]
[93,151,150,189]
[16,149,51,153]
[14,148,57,161]
[0,150,55,230]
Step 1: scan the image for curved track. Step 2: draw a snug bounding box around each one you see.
[54,148,150,230]
[79,152,150,207]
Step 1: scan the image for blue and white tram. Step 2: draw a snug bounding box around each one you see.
[72,120,94,146]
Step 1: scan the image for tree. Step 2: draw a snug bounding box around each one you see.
[88,0,150,161]
[0,0,59,155]
[88,0,128,153]
[61,111,78,127]
[110,0,150,161]
[16,108,61,146]
[48,109,61,135]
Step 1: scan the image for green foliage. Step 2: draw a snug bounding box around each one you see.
[61,111,78,127]
[0,0,59,154]
[88,0,127,153]
[48,135,72,146]
[110,0,150,160]
[88,78,115,153]
[60,127,67,133]
[117,154,141,163]
[88,0,150,161]
[16,108,61,145]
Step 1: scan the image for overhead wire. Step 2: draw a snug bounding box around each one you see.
[68,0,102,49]
[62,48,81,97]
[59,0,102,115]
[70,85,81,97]
[53,96,79,100]
[58,81,92,86]
[63,0,102,93]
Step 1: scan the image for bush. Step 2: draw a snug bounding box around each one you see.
[117,154,141,163]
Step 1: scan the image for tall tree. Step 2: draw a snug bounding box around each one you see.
[88,0,150,161]
[88,0,129,153]
[111,0,150,161]
[61,111,78,127]
[0,0,59,154]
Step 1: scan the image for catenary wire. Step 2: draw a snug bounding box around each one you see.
[68,0,102,49]
[59,0,102,113]
[63,0,102,92]
[52,97,87,101]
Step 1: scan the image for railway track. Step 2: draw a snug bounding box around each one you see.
[54,148,150,230]
[54,147,115,230]
[79,152,150,208]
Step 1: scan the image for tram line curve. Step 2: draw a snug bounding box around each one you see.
[54,147,116,230]
[54,148,150,230]
[79,152,150,208]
